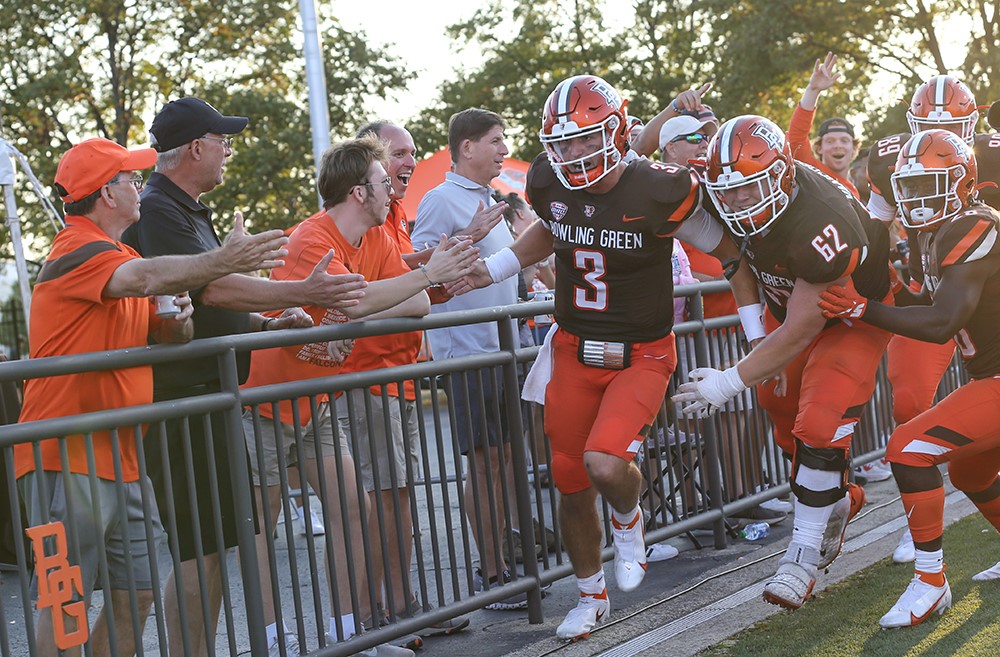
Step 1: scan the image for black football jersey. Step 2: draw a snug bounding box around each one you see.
[526,153,703,342]
[916,203,1000,378]
[733,163,891,323]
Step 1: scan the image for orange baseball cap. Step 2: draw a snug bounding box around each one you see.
[54,138,158,203]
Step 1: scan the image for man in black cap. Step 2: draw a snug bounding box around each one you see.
[123,97,368,657]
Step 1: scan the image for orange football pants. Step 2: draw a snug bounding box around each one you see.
[544,329,677,494]
[886,333,957,424]
[756,309,892,456]
[887,376,1000,484]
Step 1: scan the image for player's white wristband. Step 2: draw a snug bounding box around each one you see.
[737,303,766,341]
[484,247,521,284]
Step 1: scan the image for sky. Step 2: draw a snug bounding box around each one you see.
[326,0,636,122]
[327,0,484,121]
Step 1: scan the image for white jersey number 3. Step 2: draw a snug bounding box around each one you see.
[574,249,608,311]
[812,224,848,262]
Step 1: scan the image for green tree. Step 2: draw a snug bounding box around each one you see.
[0,0,410,252]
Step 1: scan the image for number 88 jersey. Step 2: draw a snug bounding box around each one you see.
[737,163,892,323]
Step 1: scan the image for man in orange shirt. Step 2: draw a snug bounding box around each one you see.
[242,135,476,655]
[786,52,860,198]
[337,120,471,641]
[16,137,288,657]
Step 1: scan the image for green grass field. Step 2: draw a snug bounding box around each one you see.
[700,514,1000,657]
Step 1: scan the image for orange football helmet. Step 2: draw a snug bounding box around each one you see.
[891,129,977,230]
[540,75,629,190]
[906,75,979,144]
[704,115,795,237]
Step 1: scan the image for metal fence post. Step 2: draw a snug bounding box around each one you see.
[217,348,269,656]
[497,316,544,624]
[687,290,730,549]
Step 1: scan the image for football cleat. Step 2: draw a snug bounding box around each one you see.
[854,460,893,483]
[763,544,819,610]
[972,560,1000,581]
[818,483,866,569]
[879,571,951,628]
[611,508,647,592]
[556,590,610,642]
[893,529,916,564]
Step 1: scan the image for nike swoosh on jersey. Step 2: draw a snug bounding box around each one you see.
[622,214,645,222]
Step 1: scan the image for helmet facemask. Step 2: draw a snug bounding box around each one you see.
[891,164,966,229]
[706,158,791,237]
[541,113,624,190]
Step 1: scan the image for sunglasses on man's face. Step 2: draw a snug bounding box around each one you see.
[671,133,708,144]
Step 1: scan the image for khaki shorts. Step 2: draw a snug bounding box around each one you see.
[19,471,164,597]
[243,402,347,486]
[337,390,421,492]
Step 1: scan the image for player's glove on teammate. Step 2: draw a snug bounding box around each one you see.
[673,366,747,419]
[818,283,870,320]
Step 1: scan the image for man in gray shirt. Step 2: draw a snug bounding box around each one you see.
[411,108,524,608]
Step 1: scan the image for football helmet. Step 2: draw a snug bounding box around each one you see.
[540,75,629,190]
[906,75,979,144]
[891,129,977,230]
[704,115,795,237]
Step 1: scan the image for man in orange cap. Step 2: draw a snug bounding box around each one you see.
[15,137,289,656]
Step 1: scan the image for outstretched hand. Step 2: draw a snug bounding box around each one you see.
[808,52,842,93]
[460,201,508,243]
[672,366,746,419]
[444,259,492,297]
[671,82,712,113]
[221,211,289,272]
[422,234,480,284]
[302,249,368,309]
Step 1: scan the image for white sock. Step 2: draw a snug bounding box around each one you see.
[331,613,357,641]
[577,569,606,595]
[612,505,639,526]
[914,548,944,574]
[792,501,837,551]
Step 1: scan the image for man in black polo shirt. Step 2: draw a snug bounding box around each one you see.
[122,97,368,657]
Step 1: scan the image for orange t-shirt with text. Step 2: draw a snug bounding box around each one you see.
[339,200,423,400]
[242,211,408,424]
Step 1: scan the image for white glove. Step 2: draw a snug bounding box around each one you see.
[672,366,747,418]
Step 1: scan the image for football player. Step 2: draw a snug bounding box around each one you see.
[868,74,1000,563]
[819,129,1000,627]
[452,75,763,641]
[673,115,893,610]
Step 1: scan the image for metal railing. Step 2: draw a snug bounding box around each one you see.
[0,281,968,656]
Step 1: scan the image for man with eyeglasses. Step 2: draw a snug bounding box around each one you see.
[17,137,290,656]
[122,97,369,657]
[242,134,476,656]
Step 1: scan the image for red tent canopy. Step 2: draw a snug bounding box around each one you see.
[399,148,531,218]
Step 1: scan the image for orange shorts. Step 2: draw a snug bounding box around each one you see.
[887,376,1000,493]
[886,334,957,424]
[757,309,891,456]
[544,329,677,494]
